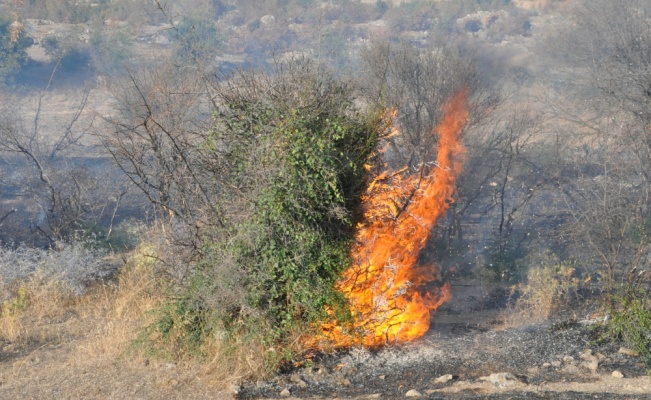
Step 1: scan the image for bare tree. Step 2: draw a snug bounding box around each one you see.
[0,82,116,243]
[100,62,219,251]
[359,41,562,279]
[360,41,488,170]
[544,0,651,288]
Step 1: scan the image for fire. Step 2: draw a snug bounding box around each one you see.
[316,89,469,348]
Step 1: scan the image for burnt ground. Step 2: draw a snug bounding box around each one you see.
[237,279,651,399]
[3,263,648,400]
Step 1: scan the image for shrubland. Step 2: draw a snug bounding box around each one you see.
[1,0,651,384]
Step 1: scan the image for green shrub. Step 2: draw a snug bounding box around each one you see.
[209,64,383,335]
[599,287,651,370]
[89,26,133,76]
[143,61,385,371]
[171,16,223,59]
[247,19,261,32]
[298,0,315,8]
[473,239,525,283]
[0,13,32,82]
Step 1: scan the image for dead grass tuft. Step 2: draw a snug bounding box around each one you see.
[0,243,165,362]
[0,274,75,345]
[75,264,163,363]
[502,253,579,327]
[204,337,267,389]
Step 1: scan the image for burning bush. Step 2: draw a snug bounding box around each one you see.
[117,61,387,374]
[314,90,469,348]
[99,45,483,375]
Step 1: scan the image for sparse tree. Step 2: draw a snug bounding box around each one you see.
[548,0,651,288]
[100,62,217,251]
[360,41,487,170]
[0,83,119,244]
[0,9,32,84]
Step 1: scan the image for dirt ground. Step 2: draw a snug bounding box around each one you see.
[0,346,231,400]
[0,274,234,400]
[3,278,651,400]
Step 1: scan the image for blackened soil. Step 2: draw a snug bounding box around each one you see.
[238,281,650,399]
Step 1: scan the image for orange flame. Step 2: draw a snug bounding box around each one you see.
[315,89,469,348]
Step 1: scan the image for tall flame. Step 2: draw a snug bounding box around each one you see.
[316,89,469,348]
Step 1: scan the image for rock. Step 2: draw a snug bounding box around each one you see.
[618,347,640,357]
[433,374,454,384]
[297,379,308,388]
[480,372,521,388]
[527,367,540,375]
[280,387,291,397]
[595,352,607,360]
[341,378,351,386]
[405,389,422,397]
[260,15,275,25]
[612,370,624,379]
[541,363,551,369]
[290,374,302,383]
[580,350,598,362]
[581,359,599,371]
[551,361,562,367]
[378,374,386,380]
[154,34,170,45]
[562,364,581,375]
[562,355,575,363]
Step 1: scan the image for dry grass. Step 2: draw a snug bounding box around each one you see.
[502,254,579,327]
[0,242,237,399]
[204,336,268,388]
[0,245,164,362]
[203,323,311,390]
[0,274,75,345]
[75,265,162,363]
[0,239,258,397]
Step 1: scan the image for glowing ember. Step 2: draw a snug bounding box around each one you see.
[316,90,470,348]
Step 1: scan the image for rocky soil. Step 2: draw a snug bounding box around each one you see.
[237,281,651,399]
[2,279,650,400]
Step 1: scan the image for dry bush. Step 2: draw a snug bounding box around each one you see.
[502,252,579,326]
[0,239,164,361]
[0,243,96,346]
[0,243,113,295]
[74,263,162,363]
[0,274,76,346]
[203,323,310,386]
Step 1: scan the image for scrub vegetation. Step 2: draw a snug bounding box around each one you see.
[1,0,651,387]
